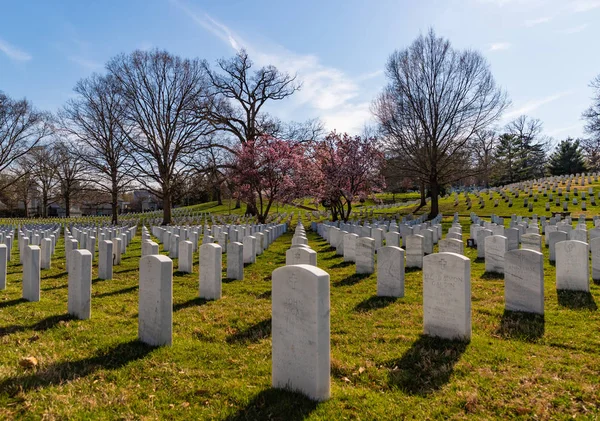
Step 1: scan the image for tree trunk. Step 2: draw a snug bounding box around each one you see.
[162,190,172,225]
[234,197,241,209]
[42,193,48,218]
[65,192,70,218]
[111,189,119,225]
[420,181,426,207]
[344,201,352,222]
[216,187,223,206]
[22,194,28,218]
[429,181,440,219]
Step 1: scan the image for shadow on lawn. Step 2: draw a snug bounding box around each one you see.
[226,318,271,344]
[225,388,318,421]
[354,296,397,313]
[497,310,544,342]
[0,298,27,309]
[94,285,138,298]
[173,297,208,312]
[481,271,504,280]
[330,261,353,269]
[0,339,155,396]
[0,314,75,338]
[334,273,370,287]
[557,290,597,310]
[385,335,468,396]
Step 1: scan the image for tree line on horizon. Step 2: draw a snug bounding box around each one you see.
[1,29,599,223]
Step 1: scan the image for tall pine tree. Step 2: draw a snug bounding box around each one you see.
[548,138,587,176]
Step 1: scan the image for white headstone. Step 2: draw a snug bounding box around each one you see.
[98,240,113,280]
[138,254,173,346]
[406,235,424,269]
[0,244,6,290]
[549,231,568,262]
[377,246,405,297]
[23,245,41,302]
[423,252,471,341]
[556,240,590,291]
[438,238,464,255]
[286,247,317,266]
[343,233,358,263]
[272,264,330,401]
[226,242,244,280]
[355,237,375,274]
[199,243,222,300]
[68,249,92,320]
[504,249,544,314]
[591,237,600,282]
[485,235,508,274]
[40,238,52,270]
[178,240,194,273]
[243,235,257,264]
[521,233,542,253]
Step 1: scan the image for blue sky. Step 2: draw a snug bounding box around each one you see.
[1,0,599,142]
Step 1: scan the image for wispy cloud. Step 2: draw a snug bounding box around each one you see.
[172,0,373,133]
[569,0,600,12]
[558,23,589,34]
[503,91,572,120]
[68,56,102,71]
[546,124,582,137]
[488,42,511,52]
[171,0,239,50]
[524,16,552,26]
[0,38,32,61]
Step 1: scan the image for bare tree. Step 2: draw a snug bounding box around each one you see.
[204,49,305,212]
[107,49,212,225]
[373,29,509,217]
[24,146,60,217]
[0,91,52,188]
[60,73,133,224]
[583,74,600,140]
[471,129,498,187]
[504,115,549,180]
[204,49,301,145]
[55,141,86,217]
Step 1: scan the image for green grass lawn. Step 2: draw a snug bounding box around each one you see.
[1,215,600,419]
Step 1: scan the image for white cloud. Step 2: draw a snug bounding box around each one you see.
[68,56,102,71]
[489,42,511,52]
[558,23,589,34]
[524,16,552,26]
[172,0,376,133]
[503,91,572,120]
[569,0,600,12]
[0,38,31,61]
[546,124,583,137]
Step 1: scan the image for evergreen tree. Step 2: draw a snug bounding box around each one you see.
[548,138,587,176]
[493,134,519,185]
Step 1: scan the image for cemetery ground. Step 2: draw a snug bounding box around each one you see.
[1,218,600,419]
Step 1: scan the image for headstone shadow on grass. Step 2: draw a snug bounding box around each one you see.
[480,271,504,280]
[385,334,468,396]
[0,297,27,309]
[334,273,370,287]
[0,339,156,396]
[0,313,75,338]
[225,388,318,421]
[557,290,597,310]
[354,296,397,313]
[172,297,208,312]
[226,318,271,344]
[93,285,138,298]
[330,261,354,269]
[497,310,545,342]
